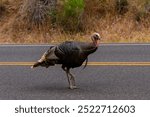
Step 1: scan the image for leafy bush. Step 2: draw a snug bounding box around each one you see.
[115,0,129,15]
[63,0,84,17]
[58,0,84,32]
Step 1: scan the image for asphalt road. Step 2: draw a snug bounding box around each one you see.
[0,44,150,100]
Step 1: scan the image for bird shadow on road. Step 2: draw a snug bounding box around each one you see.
[22,84,84,94]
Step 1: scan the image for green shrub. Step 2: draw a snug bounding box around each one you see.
[58,0,84,32]
[63,0,84,17]
[115,0,129,15]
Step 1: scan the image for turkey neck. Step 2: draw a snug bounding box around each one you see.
[92,39,99,47]
[81,40,99,56]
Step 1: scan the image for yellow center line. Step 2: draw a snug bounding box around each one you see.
[0,62,34,66]
[86,62,150,66]
[0,62,150,66]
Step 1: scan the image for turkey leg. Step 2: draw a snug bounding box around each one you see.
[67,69,77,89]
[62,66,77,89]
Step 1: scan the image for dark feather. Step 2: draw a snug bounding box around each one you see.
[83,57,88,69]
[55,41,97,68]
[32,40,98,69]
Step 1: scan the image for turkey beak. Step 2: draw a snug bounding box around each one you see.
[99,35,102,40]
[97,36,101,41]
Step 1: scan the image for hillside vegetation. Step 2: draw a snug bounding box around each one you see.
[0,0,150,43]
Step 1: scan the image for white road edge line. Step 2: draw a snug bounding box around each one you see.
[0,43,150,47]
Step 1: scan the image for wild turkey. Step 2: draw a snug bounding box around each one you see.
[31,33,101,89]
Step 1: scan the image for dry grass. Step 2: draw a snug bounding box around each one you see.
[0,0,150,44]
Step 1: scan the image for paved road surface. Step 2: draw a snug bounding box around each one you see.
[0,44,150,100]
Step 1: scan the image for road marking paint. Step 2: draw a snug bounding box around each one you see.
[0,62,34,66]
[0,62,150,66]
[0,43,150,47]
[86,62,150,66]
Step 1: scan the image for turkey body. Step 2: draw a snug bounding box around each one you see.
[31,32,100,89]
[55,41,98,68]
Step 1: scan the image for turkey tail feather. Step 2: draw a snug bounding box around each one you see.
[31,62,42,68]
